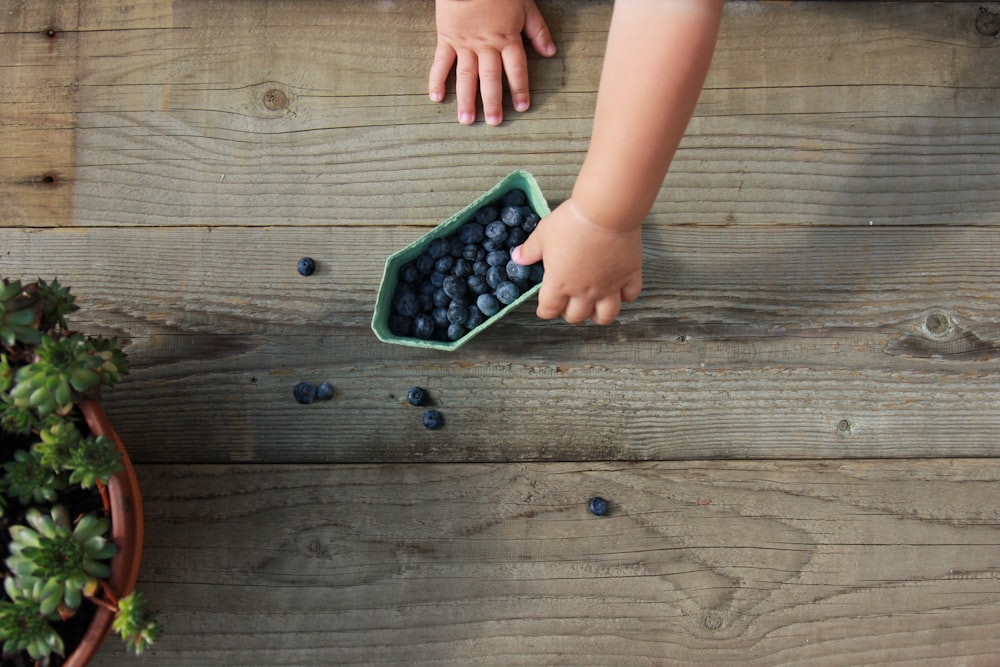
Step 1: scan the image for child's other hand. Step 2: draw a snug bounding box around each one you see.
[430,0,556,126]
[511,200,643,325]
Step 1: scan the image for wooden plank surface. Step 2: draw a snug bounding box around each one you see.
[2,224,998,462]
[94,460,1000,666]
[0,0,994,228]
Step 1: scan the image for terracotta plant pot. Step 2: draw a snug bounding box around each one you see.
[62,399,145,667]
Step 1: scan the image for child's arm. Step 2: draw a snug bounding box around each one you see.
[513,0,723,325]
[429,0,556,126]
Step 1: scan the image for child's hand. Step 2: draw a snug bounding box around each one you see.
[511,200,643,325]
[429,0,556,126]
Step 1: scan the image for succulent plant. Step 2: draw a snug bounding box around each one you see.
[5,506,116,615]
[0,275,157,661]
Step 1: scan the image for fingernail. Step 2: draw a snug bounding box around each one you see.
[514,101,529,112]
[545,44,556,56]
[429,91,443,102]
[459,112,474,124]
[511,246,522,263]
[486,114,501,126]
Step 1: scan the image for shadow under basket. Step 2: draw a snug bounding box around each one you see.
[371,170,551,351]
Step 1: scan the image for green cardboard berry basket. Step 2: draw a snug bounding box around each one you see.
[372,170,550,351]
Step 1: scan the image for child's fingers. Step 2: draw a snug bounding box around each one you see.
[621,273,643,303]
[478,49,505,126]
[562,297,596,325]
[501,44,531,113]
[592,296,622,325]
[523,1,556,57]
[454,49,479,125]
[535,283,568,321]
[428,42,456,103]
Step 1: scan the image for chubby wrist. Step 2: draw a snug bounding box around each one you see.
[570,173,649,233]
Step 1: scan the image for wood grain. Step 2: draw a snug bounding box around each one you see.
[8,0,994,228]
[1,224,997,463]
[93,460,1000,666]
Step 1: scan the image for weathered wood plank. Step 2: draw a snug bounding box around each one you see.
[1,224,997,463]
[95,460,1000,665]
[8,0,994,228]
[0,1,80,226]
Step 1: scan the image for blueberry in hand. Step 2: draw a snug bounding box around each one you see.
[297,257,316,276]
[315,382,335,401]
[293,382,316,405]
[588,497,609,516]
[422,409,444,430]
[407,386,428,406]
[506,259,532,283]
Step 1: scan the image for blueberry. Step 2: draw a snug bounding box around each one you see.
[447,301,468,325]
[530,263,545,283]
[297,257,316,276]
[483,238,506,252]
[419,280,437,296]
[452,258,473,278]
[495,281,521,305]
[393,291,419,317]
[442,275,467,300]
[388,314,412,336]
[486,265,506,289]
[466,274,489,296]
[430,271,447,288]
[433,288,451,309]
[458,222,486,244]
[422,409,444,429]
[473,260,490,276]
[500,205,523,227]
[432,307,450,328]
[522,211,541,233]
[465,305,485,329]
[434,255,454,273]
[505,227,527,249]
[315,382,335,401]
[413,313,435,339]
[464,244,486,262]
[506,259,532,282]
[417,293,434,312]
[485,220,508,242]
[476,293,501,317]
[293,382,316,405]
[446,322,467,341]
[400,263,420,284]
[416,253,435,275]
[501,189,527,207]
[428,237,450,259]
[486,250,510,267]
[407,386,428,406]
[475,206,498,225]
[448,236,466,258]
[588,497,609,516]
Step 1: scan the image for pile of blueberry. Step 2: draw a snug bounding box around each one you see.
[388,188,544,342]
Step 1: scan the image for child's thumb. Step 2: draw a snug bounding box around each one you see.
[511,236,542,266]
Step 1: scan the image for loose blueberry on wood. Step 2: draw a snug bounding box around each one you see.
[588,497,609,516]
[407,386,428,406]
[315,382,335,401]
[293,382,316,404]
[297,257,316,276]
[422,409,444,429]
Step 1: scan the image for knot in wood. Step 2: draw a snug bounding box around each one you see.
[924,311,953,338]
[976,8,1000,36]
[262,88,289,111]
[702,611,724,631]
